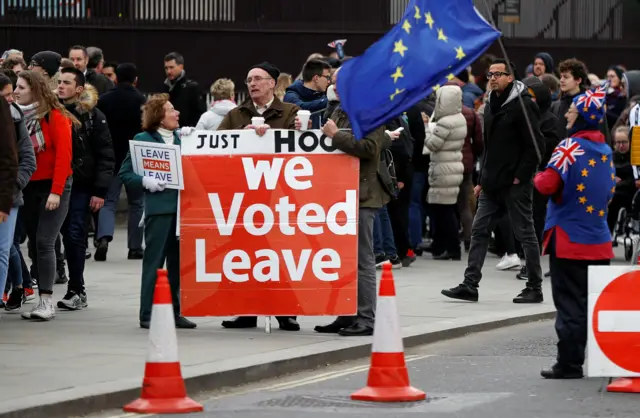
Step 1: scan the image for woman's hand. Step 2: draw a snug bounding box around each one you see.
[46,193,61,211]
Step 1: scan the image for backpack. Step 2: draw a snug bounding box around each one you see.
[47,110,93,173]
[377,147,399,200]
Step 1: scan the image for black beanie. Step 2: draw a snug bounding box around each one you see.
[250,62,280,82]
[30,51,61,77]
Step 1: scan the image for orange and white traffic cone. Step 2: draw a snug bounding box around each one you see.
[351,263,426,402]
[608,377,640,393]
[124,269,203,414]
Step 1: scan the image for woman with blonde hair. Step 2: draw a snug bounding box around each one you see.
[13,70,76,321]
[119,93,196,330]
[196,78,236,130]
[274,73,293,101]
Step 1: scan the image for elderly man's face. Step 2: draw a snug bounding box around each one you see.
[246,68,275,103]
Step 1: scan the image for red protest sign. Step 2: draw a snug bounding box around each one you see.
[179,129,359,316]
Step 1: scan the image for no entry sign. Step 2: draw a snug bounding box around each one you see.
[588,266,640,377]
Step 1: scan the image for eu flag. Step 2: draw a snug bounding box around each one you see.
[337,0,501,139]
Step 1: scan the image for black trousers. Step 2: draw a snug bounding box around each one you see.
[431,204,460,255]
[549,240,609,371]
[387,178,412,257]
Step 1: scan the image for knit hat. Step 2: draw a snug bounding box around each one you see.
[250,62,280,82]
[535,52,555,74]
[30,51,61,77]
[572,85,606,129]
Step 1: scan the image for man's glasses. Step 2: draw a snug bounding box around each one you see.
[487,71,510,79]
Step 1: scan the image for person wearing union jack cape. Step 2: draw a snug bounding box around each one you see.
[534,85,615,380]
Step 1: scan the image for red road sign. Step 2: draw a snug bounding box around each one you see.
[593,270,640,374]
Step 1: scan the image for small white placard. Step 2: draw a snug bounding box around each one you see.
[129,141,184,190]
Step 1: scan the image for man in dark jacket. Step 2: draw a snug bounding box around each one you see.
[442,59,544,304]
[283,59,331,129]
[57,67,115,310]
[0,96,18,235]
[95,63,147,262]
[161,52,206,128]
[69,45,114,95]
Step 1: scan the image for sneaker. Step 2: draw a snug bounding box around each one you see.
[388,255,403,269]
[24,287,35,302]
[516,265,528,280]
[22,294,55,321]
[441,283,479,302]
[4,288,24,311]
[57,291,88,310]
[375,254,388,268]
[496,254,521,271]
[513,287,543,304]
[55,269,68,285]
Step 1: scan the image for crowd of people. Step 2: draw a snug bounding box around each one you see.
[0,45,636,377]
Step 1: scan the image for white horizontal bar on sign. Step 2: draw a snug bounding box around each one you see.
[598,311,640,332]
[181,129,348,156]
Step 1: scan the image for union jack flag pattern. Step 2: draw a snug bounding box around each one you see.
[575,85,606,109]
[549,138,585,174]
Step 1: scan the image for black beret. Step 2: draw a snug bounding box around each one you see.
[250,62,280,82]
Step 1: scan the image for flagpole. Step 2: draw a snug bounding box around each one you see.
[480,0,542,164]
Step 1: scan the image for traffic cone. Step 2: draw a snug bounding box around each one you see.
[351,263,426,402]
[123,269,203,414]
[608,377,640,393]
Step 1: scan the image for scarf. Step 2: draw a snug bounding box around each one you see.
[20,103,46,153]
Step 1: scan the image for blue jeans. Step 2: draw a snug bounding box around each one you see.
[0,208,18,296]
[61,187,92,294]
[97,176,144,249]
[409,172,427,248]
[373,205,397,257]
[6,208,31,291]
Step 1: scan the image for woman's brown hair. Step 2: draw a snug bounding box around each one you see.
[142,93,169,131]
[18,70,80,127]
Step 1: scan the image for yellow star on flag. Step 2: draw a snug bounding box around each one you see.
[599,209,605,217]
[447,73,455,81]
[581,168,589,177]
[402,20,412,34]
[578,196,587,205]
[390,88,406,101]
[414,5,421,20]
[576,183,585,192]
[586,205,594,214]
[433,84,441,91]
[610,161,614,168]
[611,173,615,180]
[588,159,596,167]
[425,12,434,29]
[601,154,608,162]
[391,66,404,83]
[437,28,448,42]
[455,46,466,60]
[393,40,408,57]
[611,186,616,193]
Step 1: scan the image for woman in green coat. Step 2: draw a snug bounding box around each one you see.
[119,93,196,329]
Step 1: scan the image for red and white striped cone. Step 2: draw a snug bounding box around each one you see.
[123,269,203,414]
[351,263,426,402]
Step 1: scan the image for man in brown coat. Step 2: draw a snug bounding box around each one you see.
[218,62,300,332]
[0,96,18,222]
[218,62,298,133]
[312,67,392,336]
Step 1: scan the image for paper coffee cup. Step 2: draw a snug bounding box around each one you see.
[251,116,265,126]
[297,110,311,131]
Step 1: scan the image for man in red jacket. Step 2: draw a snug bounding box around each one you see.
[535,86,614,379]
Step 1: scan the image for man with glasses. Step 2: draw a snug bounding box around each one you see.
[442,59,545,304]
[217,62,300,331]
[283,59,332,128]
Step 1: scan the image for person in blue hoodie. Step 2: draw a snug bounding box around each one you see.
[456,69,483,110]
[283,59,331,129]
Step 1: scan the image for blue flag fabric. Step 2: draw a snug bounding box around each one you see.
[337,0,501,139]
[544,137,615,245]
